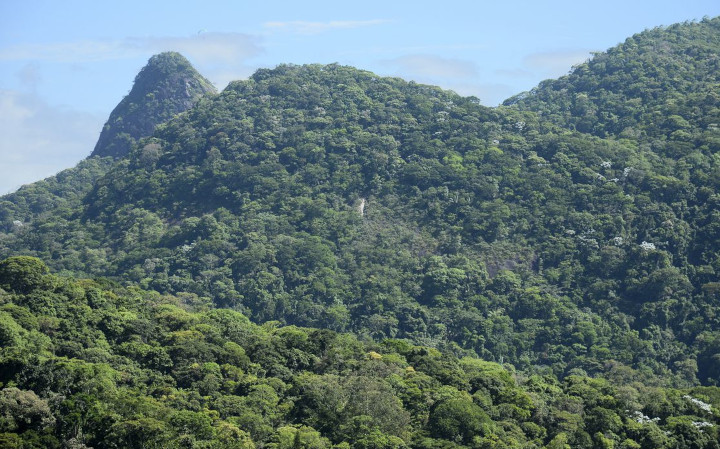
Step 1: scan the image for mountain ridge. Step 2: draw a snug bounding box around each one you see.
[504,16,720,144]
[3,17,720,449]
[2,19,720,387]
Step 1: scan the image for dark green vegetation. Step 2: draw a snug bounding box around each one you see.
[1,16,720,448]
[1,256,719,448]
[91,52,216,158]
[505,17,720,144]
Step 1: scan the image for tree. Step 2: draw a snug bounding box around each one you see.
[267,425,330,449]
[427,398,492,444]
[0,257,50,294]
[0,388,54,433]
[106,418,172,449]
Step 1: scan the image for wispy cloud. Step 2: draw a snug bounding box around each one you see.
[16,62,42,90]
[350,43,488,58]
[135,33,262,66]
[264,19,391,35]
[0,32,262,65]
[0,32,263,90]
[0,40,132,63]
[383,54,479,80]
[0,89,105,194]
[379,54,513,105]
[523,49,592,75]
[494,67,534,79]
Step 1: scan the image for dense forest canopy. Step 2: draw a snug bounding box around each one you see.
[1,16,720,449]
[505,17,720,144]
[1,256,718,448]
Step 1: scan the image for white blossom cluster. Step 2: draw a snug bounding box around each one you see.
[693,421,714,429]
[684,395,713,413]
[640,241,656,251]
[613,236,624,246]
[601,161,612,168]
[623,167,633,178]
[12,220,23,227]
[143,258,161,272]
[632,411,660,424]
[577,235,599,249]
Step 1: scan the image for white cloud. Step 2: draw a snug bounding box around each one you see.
[0,89,105,194]
[264,19,391,35]
[383,54,479,80]
[0,40,134,63]
[523,49,592,76]
[0,32,263,91]
[379,54,515,105]
[137,33,262,66]
[494,67,535,79]
[0,32,261,66]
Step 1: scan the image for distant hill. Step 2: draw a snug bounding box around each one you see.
[91,52,216,158]
[2,18,720,392]
[504,16,720,149]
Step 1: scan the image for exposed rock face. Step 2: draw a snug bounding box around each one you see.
[91,52,216,158]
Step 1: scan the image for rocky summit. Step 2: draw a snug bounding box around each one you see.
[91,52,216,159]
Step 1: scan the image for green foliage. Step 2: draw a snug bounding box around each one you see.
[428,397,491,444]
[0,257,50,294]
[3,15,720,449]
[0,388,54,433]
[3,27,720,386]
[0,260,718,448]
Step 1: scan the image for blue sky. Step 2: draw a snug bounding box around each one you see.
[2,1,720,194]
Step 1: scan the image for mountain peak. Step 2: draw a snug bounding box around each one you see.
[91,52,216,158]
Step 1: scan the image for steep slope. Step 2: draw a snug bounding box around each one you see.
[91,52,216,158]
[501,18,720,383]
[0,157,113,232]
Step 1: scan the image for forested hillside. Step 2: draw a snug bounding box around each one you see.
[1,17,720,448]
[505,17,720,145]
[2,19,720,387]
[1,256,718,448]
[0,158,112,224]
